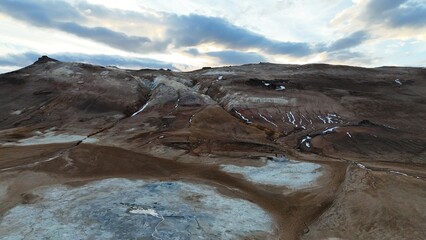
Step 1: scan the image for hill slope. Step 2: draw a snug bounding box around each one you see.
[0,57,425,239]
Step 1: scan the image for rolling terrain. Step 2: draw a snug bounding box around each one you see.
[0,56,425,239]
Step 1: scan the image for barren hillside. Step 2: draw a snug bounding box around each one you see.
[1,56,425,239]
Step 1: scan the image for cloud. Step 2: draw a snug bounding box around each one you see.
[56,22,156,52]
[0,52,40,67]
[167,14,313,56]
[206,50,266,65]
[0,0,162,52]
[0,52,175,70]
[52,53,175,69]
[387,4,426,27]
[0,0,320,57]
[0,0,82,26]
[363,0,426,28]
[327,31,370,52]
[0,1,313,56]
[3,0,422,69]
[364,0,406,15]
[75,2,162,24]
[185,48,200,56]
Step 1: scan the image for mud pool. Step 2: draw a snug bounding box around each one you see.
[0,178,275,239]
[2,131,97,146]
[221,159,322,189]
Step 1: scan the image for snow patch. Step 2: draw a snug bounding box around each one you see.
[394,79,402,85]
[234,110,252,124]
[289,111,296,125]
[356,163,368,170]
[131,102,149,117]
[301,136,311,143]
[318,113,342,124]
[389,170,409,177]
[318,116,326,124]
[10,109,23,115]
[322,126,339,134]
[258,113,278,127]
[301,136,312,148]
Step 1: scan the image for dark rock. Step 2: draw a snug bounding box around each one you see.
[34,55,59,64]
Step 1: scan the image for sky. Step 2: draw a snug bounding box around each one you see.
[0,0,425,73]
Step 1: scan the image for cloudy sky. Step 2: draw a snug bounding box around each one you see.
[0,0,425,72]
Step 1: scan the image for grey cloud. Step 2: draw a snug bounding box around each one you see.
[57,22,154,52]
[206,50,266,65]
[364,0,426,28]
[327,31,370,52]
[0,52,40,67]
[0,0,83,26]
[388,4,426,27]
[0,1,314,57]
[0,52,175,70]
[185,48,200,56]
[365,0,406,14]
[54,22,164,52]
[53,53,175,69]
[0,0,376,59]
[73,4,314,56]
[168,14,313,57]
[0,0,162,52]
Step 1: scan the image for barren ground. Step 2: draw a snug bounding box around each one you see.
[0,57,425,239]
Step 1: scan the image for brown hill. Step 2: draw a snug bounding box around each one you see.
[0,58,425,239]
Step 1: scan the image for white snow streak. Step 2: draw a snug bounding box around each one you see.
[131,102,149,117]
[394,79,402,85]
[322,126,339,134]
[318,116,326,124]
[235,110,252,124]
[259,113,278,127]
[389,170,409,177]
